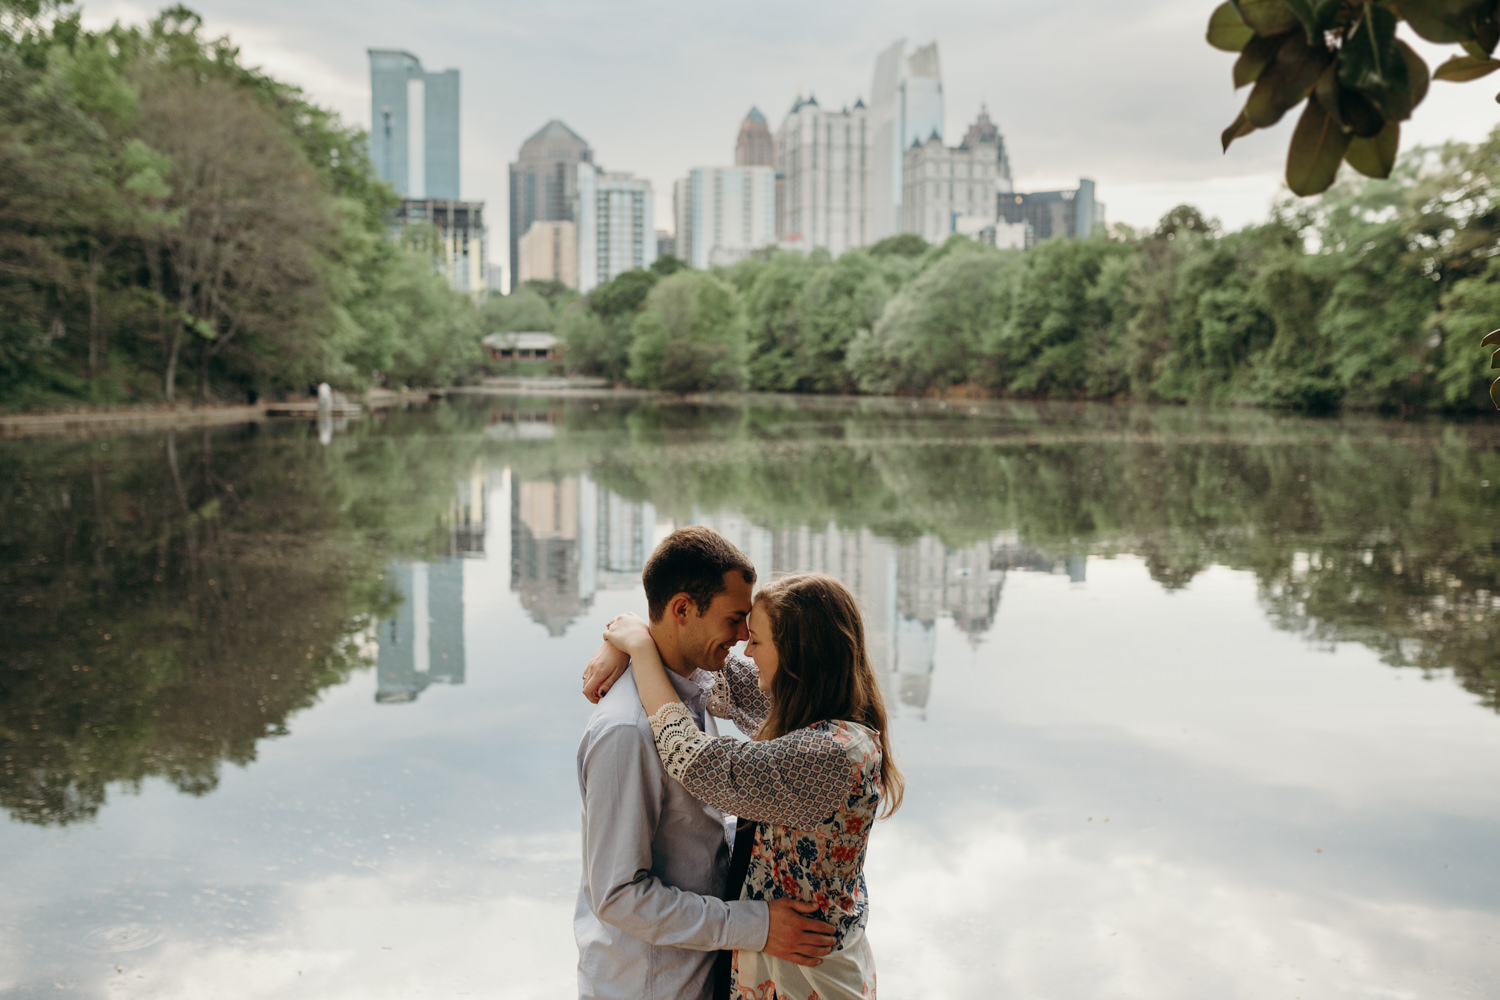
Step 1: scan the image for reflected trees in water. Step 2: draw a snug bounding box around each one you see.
[2,397,1497,827]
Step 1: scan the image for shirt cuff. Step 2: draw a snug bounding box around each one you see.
[724,898,770,952]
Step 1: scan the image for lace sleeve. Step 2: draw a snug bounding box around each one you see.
[649,704,852,828]
[708,653,771,733]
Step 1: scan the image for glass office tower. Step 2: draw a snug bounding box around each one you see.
[368,49,460,200]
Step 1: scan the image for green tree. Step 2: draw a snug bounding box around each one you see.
[741,250,824,391]
[788,250,893,394]
[628,270,746,392]
[482,286,556,333]
[849,241,1022,395]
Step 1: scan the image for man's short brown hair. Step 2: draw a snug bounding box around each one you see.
[642,526,756,622]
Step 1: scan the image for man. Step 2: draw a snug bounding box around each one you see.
[574,526,835,999]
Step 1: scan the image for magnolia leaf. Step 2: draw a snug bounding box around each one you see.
[1233,0,1303,36]
[1282,0,1345,42]
[1247,33,1332,126]
[1433,54,1500,79]
[1341,5,1415,120]
[1397,41,1432,109]
[1235,32,1286,86]
[1345,120,1401,177]
[1222,108,1257,150]
[1286,97,1350,195]
[1491,376,1500,409]
[1395,0,1472,44]
[1484,329,1500,346]
[1314,63,1386,135]
[1474,5,1500,55]
[1209,1,1255,51]
[1491,346,1500,369]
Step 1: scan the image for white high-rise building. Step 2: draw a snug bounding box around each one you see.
[778,95,871,255]
[576,164,657,293]
[869,39,945,243]
[672,166,777,269]
[902,107,1023,247]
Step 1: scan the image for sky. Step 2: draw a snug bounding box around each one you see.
[84,0,1500,277]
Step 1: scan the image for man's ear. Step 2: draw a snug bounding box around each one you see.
[668,593,694,625]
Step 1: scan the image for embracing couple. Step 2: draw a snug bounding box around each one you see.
[574,526,904,1000]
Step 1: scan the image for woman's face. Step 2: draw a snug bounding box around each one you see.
[746,604,779,691]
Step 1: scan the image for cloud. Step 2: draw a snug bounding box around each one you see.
[866,809,1498,999]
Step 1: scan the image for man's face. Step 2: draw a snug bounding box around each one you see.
[677,571,753,673]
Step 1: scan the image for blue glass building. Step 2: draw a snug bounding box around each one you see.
[368,49,460,200]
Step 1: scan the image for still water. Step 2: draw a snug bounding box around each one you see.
[3,395,1499,999]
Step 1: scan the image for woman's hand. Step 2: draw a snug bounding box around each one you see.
[602,612,654,658]
[582,642,629,704]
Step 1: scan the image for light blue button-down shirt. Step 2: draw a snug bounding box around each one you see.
[574,665,769,1000]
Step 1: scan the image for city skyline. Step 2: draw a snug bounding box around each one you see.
[81,0,1499,278]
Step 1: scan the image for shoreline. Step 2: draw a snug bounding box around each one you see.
[0,388,439,439]
[5,382,1496,440]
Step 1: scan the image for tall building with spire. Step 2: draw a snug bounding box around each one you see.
[961,104,1013,189]
[735,107,775,167]
[508,120,593,293]
[868,40,945,242]
[902,106,1019,246]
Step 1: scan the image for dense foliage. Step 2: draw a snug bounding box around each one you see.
[0,1,479,411]
[553,133,1500,412]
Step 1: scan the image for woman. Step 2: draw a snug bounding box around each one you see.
[601,571,903,1000]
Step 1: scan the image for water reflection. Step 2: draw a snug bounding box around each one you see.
[3,396,1499,998]
[375,560,466,704]
[373,468,484,704]
[489,462,1095,715]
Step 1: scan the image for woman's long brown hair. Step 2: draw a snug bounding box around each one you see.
[753,572,904,818]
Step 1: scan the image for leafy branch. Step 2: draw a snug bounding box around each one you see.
[1211,1,1500,407]
[1211,0,1499,196]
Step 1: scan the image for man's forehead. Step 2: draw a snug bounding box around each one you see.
[713,574,753,615]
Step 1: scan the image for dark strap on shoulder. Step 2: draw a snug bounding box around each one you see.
[712,817,759,1000]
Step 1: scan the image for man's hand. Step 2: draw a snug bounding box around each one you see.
[762,899,837,967]
[582,641,630,704]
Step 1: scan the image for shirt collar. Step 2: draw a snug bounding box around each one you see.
[667,667,714,707]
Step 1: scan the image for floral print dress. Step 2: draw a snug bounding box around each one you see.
[648,654,884,1000]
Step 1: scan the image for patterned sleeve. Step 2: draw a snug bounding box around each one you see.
[708,653,771,733]
[649,703,852,828]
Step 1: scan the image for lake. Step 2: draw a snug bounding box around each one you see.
[3,394,1499,999]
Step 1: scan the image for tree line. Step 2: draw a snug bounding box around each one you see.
[497,131,1500,413]
[0,1,479,411]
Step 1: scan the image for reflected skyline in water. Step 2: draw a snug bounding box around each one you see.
[383,460,1092,714]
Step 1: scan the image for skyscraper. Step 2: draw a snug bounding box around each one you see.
[673,166,776,269]
[368,49,460,200]
[576,164,656,293]
[961,104,1013,190]
[517,220,579,288]
[508,121,593,293]
[778,94,871,254]
[868,40,945,242]
[735,107,775,167]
